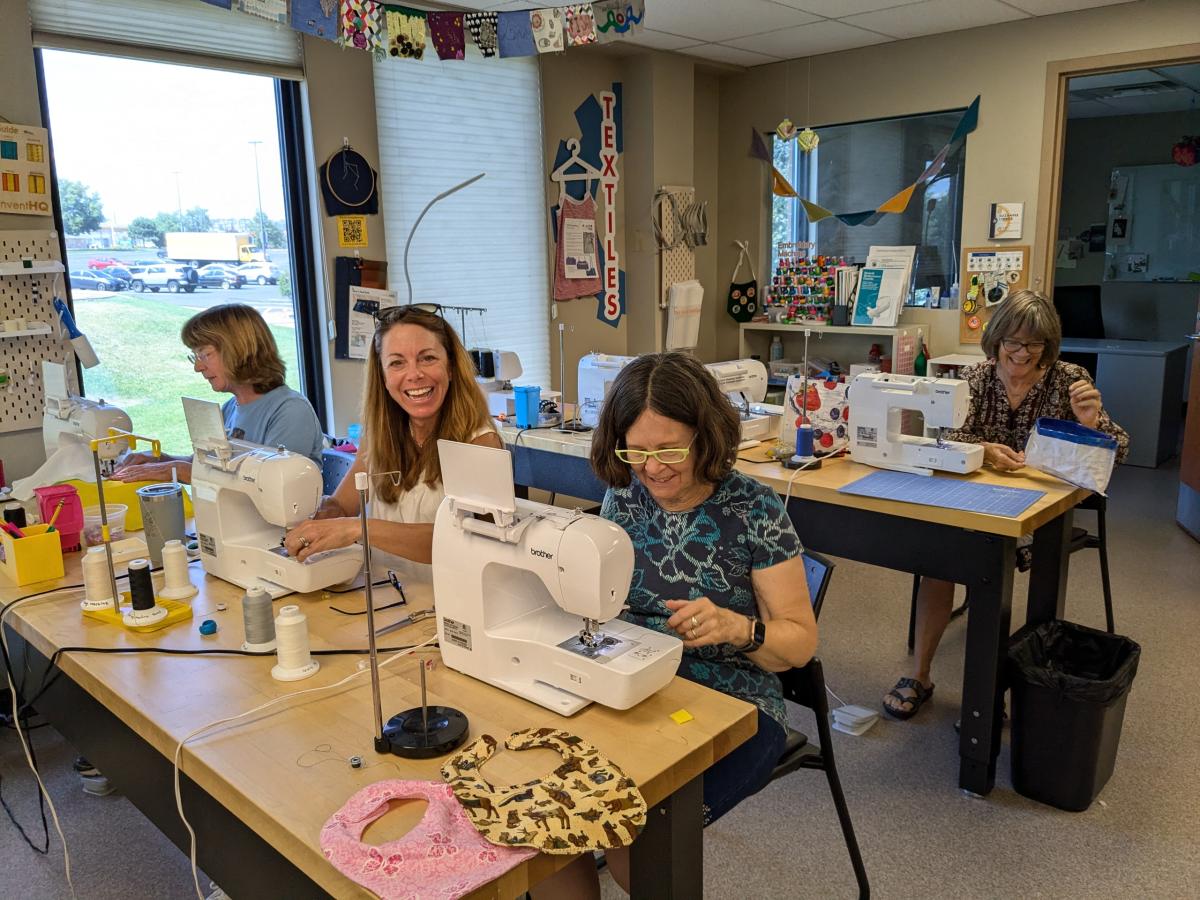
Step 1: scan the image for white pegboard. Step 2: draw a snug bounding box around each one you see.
[656,185,696,311]
[0,230,71,433]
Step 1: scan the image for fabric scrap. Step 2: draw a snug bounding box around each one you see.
[427,11,466,60]
[564,4,597,46]
[497,10,537,58]
[385,5,426,59]
[465,11,499,57]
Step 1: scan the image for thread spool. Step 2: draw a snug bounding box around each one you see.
[796,424,815,458]
[136,482,186,568]
[157,539,197,600]
[123,558,167,627]
[81,546,115,610]
[241,587,277,652]
[271,605,319,681]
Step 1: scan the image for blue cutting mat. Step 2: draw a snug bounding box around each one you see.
[838,470,1045,518]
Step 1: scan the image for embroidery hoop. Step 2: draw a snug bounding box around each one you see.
[323,144,377,210]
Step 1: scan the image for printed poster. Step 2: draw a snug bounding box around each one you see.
[0,123,52,217]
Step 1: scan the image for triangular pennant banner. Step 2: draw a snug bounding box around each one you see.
[749,128,770,162]
[772,167,798,197]
[799,199,832,222]
[948,95,980,147]
[877,184,916,214]
[833,210,879,227]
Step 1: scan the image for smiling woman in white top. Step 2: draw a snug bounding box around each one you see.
[283,306,501,565]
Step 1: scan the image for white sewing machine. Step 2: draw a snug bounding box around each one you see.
[41,361,131,471]
[577,352,635,428]
[705,358,780,442]
[431,440,682,715]
[473,349,562,418]
[184,398,361,597]
[848,373,984,476]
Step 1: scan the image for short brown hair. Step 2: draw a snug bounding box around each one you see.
[361,307,494,503]
[589,353,740,488]
[981,289,1062,367]
[181,303,286,394]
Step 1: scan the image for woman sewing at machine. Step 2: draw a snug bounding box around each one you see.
[884,289,1129,720]
[111,303,323,483]
[535,352,818,899]
[282,305,501,565]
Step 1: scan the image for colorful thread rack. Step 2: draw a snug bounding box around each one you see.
[766,244,846,324]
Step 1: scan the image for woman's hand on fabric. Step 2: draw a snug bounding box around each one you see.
[1068,379,1102,429]
[982,442,1024,472]
[110,459,191,483]
[664,598,748,649]
[284,517,358,562]
[313,496,346,520]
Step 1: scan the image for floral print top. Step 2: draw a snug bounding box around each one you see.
[601,470,803,730]
[946,359,1129,464]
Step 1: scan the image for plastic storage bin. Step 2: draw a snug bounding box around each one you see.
[33,484,84,553]
[1008,620,1140,811]
[0,524,65,585]
[513,385,541,428]
[82,503,128,547]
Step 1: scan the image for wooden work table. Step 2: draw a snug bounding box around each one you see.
[2,551,756,899]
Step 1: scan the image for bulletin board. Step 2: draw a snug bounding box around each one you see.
[958,244,1029,344]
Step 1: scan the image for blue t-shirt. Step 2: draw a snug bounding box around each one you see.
[601,470,803,729]
[221,386,323,466]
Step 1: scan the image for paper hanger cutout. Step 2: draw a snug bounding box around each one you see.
[550,138,601,201]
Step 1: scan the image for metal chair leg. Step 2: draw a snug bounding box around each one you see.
[814,692,871,899]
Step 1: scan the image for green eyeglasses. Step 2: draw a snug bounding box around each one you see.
[615,440,693,465]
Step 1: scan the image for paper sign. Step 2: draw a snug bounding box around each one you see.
[598,89,621,324]
[347,285,396,360]
[337,215,368,248]
[0,123,52,217]
[989,202,1023,239]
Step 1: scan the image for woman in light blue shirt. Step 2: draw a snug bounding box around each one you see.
[112,303,322,483]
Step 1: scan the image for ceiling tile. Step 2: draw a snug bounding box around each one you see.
[679,43,783,68]
[621,28,706,51]
[726,19,892,58]
[646,0,822,43]
[842,0,1027,40]
[768,0,924,16]
[1003,0,1134,14]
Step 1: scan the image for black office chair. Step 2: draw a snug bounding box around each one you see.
[754,551,870,899]
[906,492,1114,652]
[320,446,356,496]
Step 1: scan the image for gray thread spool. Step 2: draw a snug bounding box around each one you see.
[136,482,186,568]
[241,587,277,652]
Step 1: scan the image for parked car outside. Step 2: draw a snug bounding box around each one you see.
[234,262,281,285]
[96,265,134,283]
[196,264,246,290]
[89,269,128,291]
[87,256,121,269]
[127,264,198,294]
[69,270,112,292]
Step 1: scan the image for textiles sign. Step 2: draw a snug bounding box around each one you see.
[598,90,620,325]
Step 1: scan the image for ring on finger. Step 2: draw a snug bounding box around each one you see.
[299,537,311,549]
[690,615,699,629]
[688,628,696,640]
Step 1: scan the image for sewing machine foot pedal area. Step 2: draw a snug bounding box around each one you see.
[378,705,469,759]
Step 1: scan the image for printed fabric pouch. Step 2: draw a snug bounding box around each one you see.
[319,780,536,900]
[441,728,647,854]
[785,375,849,452]
[726,239,758,323]
[1024,417,1118,495]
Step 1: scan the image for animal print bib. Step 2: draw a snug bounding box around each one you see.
[441,728,647,854]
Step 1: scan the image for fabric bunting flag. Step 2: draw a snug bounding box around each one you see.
[201,0,232,8]
[340,0,383,52]
[765,96,981,227]
[497,10,537,57]
[594,0,645,44]
[466,11,499,57]
[385,5,425,59]
[428,11,466,60]
[531,7,565,53]
[564,4,598,46]
[237,0,287,23]
[291,0,338,40]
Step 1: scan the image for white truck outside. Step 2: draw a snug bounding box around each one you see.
[165,233,265,267]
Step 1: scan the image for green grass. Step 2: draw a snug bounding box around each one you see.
[74,296,300,456]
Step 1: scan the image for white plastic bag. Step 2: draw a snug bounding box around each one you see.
[1024,417,1119,495]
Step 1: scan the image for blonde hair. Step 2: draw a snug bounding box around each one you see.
[180,304,286,394]
[361,308,494,504]
[981,289,1062,368]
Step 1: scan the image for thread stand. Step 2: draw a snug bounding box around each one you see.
[356,472,468,759]
[785,327,822,470]
[82,594,193,633]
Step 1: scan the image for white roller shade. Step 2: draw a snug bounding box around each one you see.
[373,45,551,388]
[29,0,303,78]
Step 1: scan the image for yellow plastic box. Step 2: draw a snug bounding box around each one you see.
[64,479,194,531]
[0,524,66,586]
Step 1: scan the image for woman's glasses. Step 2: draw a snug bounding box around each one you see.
[187,348,215,365]
[615,439,694,465]
[374,303,444,325]
[1000,338,1046,354]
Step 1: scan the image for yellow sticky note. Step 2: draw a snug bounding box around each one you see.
[669,709,694,725]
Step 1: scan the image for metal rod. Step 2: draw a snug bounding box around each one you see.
[92,448,120,612]
[420,659,428,734]
[357,482,386,744]
[403,174,486,304]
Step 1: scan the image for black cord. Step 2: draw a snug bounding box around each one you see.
[0,733,50,855]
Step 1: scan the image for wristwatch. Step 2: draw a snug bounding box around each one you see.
[734,615,766,653]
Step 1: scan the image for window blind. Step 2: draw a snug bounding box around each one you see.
[29,0,303,78]
[373,45,551,388]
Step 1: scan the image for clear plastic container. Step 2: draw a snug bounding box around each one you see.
[82,503,128,547]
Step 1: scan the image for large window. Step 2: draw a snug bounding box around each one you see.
[40,50,306,454]
[773,109,965,304]
[373,46,550,385]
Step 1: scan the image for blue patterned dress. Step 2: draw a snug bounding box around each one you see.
[600,470,803,731]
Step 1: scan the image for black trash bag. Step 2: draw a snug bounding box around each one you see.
[1008,619,1140,704]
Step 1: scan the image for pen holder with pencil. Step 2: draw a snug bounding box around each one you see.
[0,524,66,586]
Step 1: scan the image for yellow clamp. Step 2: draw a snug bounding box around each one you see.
[90,427,162,458]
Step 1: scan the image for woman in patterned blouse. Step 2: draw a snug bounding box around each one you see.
[884,289,1129,720]
[535,353,818,899]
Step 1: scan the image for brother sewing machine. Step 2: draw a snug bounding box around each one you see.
[42,361,131,473]
[848,372,984,476]
[705,358,781,443]
[431,440,682,715]
[577,352,635,428]
[184,398,361,597]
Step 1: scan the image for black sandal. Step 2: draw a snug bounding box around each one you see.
[883,677,934,720]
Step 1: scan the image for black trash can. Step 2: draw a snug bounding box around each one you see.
[1008,620,1140,811]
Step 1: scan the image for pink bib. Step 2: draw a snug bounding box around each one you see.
[320,780,536,900]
